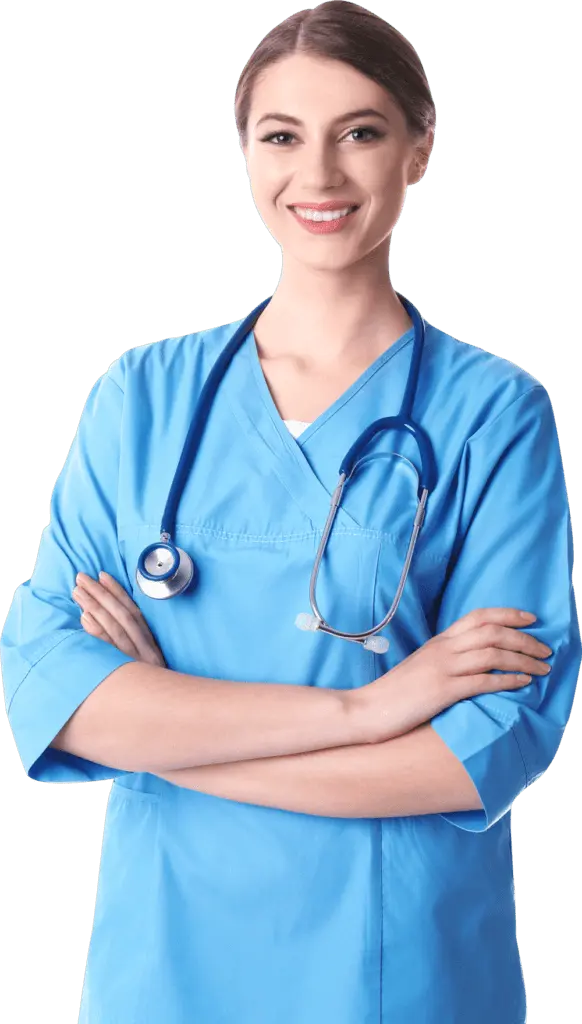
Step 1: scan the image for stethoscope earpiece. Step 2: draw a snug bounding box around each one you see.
[295,612,390,653]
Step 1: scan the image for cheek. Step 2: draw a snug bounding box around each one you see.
[367,173,408,232]
[374,158,407,190]
[249,172,287,217]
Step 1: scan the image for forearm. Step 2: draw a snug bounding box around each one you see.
[50,661,368,773]
[156,721,483,819]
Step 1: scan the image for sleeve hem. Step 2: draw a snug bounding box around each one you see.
[7,628,137,782]
[429,700,528,833]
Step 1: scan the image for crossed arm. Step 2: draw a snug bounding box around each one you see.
[70,572,482,819]
[155,720,483,819]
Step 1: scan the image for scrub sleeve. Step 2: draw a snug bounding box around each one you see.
[430,385,581,831]
[1,361,137,782]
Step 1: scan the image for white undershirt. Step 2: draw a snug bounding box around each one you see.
[283,419,312,438]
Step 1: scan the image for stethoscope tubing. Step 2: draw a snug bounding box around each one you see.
[135,292,437,655]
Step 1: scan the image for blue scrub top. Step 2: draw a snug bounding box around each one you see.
[2,311,580,1023]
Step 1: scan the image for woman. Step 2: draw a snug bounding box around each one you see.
[2,4,579,1022]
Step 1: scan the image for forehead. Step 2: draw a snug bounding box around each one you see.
[249,53,401,125]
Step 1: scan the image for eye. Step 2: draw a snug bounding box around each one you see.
[260,131,296,145]
[344,126,383,143]
[259,126,384,146]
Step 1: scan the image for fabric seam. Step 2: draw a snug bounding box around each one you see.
[465,384,545,448]
[7,629,79,715]
[509,722,530,787]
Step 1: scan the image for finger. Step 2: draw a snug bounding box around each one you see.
[437,607,537,640]
[79,599,141,659]
[98,572,164,652]
[75,580,164,664]
[81,607,165,668]
[78,602,141,659]
[78,573,161,654]
[80,611,114,645]
[74,577,149,647]
[465,671,534,695]
[81,609,140,659]
[96,571,144,622]
[449,622,552,660]
[73,584,142,659]
[448,646,552,679]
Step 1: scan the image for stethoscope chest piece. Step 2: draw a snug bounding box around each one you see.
[135,538,196,599]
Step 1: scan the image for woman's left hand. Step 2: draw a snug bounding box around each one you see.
[72,571,167,668]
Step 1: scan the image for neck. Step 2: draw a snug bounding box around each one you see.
[253,253,413,368]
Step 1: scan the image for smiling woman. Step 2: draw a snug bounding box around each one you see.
[1,4,579,1024]
[236,26,434,348]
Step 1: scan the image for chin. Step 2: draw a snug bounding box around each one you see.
[291,251,360,272]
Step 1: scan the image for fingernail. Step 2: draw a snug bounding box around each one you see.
[520,611,536,620]
[99,571,108,580]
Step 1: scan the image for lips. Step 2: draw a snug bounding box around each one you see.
[288,204,359,234]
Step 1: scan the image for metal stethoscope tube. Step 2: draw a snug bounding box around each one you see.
[295,465,429,653]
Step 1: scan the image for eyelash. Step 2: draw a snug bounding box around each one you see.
[260,126,384,146]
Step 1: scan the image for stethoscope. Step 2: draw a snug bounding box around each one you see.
[136,293,437,654]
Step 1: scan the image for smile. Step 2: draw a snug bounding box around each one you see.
[290,205,358,221]
[288,205,360,234]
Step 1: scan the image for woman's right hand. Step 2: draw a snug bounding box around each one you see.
[351,607,553,744]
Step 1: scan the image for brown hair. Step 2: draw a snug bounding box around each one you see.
[234,1,436,148]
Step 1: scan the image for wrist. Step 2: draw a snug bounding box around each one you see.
[340,685,384,745]
[344,668,443,745]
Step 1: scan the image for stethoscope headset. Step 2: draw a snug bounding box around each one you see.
[135,293,436,653]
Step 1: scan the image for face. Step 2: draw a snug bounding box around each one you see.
[242,53,433,272]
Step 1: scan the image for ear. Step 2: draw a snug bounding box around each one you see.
[409,128,435,185]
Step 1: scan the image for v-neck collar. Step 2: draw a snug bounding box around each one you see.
[225,321,417,532]
[247,323,415,448]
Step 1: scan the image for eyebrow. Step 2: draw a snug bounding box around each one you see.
[255,108,390,128]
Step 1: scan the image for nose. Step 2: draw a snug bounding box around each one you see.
[294,141,346,189]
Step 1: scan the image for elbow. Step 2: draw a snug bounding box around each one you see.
[48,716,140,774]
[48,661,141,772]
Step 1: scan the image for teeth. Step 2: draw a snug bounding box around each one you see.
[292,206,355,222]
